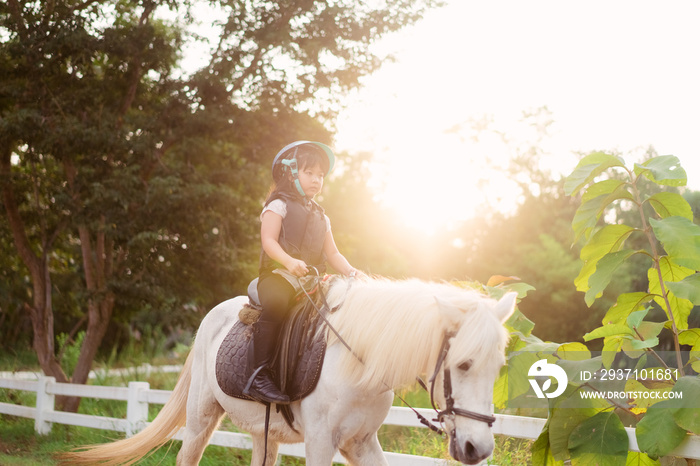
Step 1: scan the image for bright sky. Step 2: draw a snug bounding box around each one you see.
[334,0,700,233]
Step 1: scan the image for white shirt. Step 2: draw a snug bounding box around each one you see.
[261,199,331,232]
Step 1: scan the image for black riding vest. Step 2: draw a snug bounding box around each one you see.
[259,194,328,276]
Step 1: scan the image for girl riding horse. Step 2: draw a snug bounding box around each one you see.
[247,141,360,404]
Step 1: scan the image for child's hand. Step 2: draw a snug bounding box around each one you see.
[285,258,309,277]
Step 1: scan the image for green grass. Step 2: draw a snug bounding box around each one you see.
[0,413,533,465]
[0,347,40,372]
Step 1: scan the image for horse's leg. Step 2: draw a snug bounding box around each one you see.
[339,433,389,466]
[303,431,339,466]
[301,346,394,466]
[304,417,388,466]
[250,433,280,466]
[176,352,225,466]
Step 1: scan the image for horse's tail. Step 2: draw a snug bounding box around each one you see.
[59,350,194,465]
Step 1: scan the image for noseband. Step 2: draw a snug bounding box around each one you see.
[428,335,496,429]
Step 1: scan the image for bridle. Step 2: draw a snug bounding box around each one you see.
[426,335,496,430]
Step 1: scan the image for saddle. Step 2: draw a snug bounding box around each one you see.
[215,274,333,426]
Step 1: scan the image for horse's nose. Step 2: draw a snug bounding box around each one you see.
[464,440,477,458]
[461,440,489,464]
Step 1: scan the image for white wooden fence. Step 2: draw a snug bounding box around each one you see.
[1,373,699,464]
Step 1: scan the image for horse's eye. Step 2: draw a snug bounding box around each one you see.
[458,360,472,372]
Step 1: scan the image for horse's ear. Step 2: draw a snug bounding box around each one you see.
[494,292,518,323]
[435,296,464,331]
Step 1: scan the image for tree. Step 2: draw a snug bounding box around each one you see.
[537,152,700,464]
[0,0,440,411]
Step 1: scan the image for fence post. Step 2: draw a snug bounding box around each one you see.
[126,381,150,437]
[34,376,55,435]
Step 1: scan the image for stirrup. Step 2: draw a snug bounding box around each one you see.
[243,365,290,404]
[243,365,265,396]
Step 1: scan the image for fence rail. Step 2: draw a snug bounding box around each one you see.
[2,375,700,463]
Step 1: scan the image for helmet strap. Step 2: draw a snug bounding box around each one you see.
[280,156,307,198]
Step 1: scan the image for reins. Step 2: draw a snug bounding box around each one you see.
[297,272,496,438]
[298,269,356,357]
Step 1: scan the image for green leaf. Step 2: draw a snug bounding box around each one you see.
[568,411,628,466]
[492,365,510,410]
[623,336,658,351]
[520,340,562,354]
[619,320,663,356]
[584,324,635,342]
[580,225,636,263]
[625,309,649,329]
[576,225,636,295]
[690,354,700,373]
[671,376,700,434]
[504,282,537,299]
[649,216,700,270]
[678,328,700,347]
[635,400,688,458]
[557,342,591,361]
[635,321,665,340]
[572,196,608,243]
[622,311,664,353]
[505,308,536,336]
[602,336,625,367]
[581,179,630,203]
[585,250,637,306]
[666,273,700,305]
[624,379,673,412]
[558,356,602,386]
[575,260,599,294]
[549,394,610,461]
[572,180,633,241]
[565,152,626,196]
[625,451,661,466]
[648,258,694,330]
[602,293,654,325]
[633,155,687,187]
[503,351,543,402]
[645,192,694,220]
[532,423,565,465]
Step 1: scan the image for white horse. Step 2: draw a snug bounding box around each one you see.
[64,277,517,465]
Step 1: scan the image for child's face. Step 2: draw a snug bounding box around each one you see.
[296,163,325,198]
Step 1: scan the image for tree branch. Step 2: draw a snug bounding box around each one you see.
[0,147,43,283]
[631,175,684,375]
[6,0,29,42]
[71,0,102,14]
[78,226,96,292]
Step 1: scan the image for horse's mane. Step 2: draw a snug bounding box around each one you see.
[325,277,509,391]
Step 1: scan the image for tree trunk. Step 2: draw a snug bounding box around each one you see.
[1,148,69,387]
[2,149,119,412]
[57,224,118,413]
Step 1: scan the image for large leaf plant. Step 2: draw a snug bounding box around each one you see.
[493,153,700,465]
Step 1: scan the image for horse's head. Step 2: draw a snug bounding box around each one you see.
[433,291,517,464]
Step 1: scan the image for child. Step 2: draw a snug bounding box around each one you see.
[245,141,359,404]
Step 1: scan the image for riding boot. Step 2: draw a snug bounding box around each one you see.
[244,320,290,404]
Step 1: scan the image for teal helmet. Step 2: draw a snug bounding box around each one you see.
[271,141,335,197]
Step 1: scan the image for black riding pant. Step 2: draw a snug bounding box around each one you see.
[256,273,296,325]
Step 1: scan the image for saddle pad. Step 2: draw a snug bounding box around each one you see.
[215,300,327,403]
